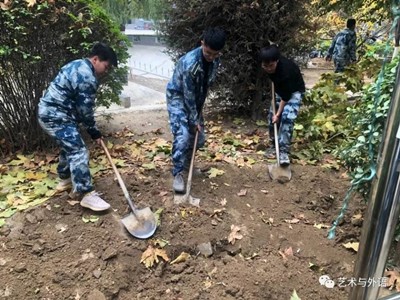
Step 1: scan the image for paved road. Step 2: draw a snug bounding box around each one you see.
[97,45,173,115]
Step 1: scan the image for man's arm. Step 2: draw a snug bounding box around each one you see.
[182,69,199,127]
[75,81,102,140]
[326,34,338,60]
[348,32,357,62]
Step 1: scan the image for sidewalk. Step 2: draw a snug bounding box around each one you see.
[96,79,166,115]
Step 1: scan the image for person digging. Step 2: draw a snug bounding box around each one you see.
[260,44,305,166]
[38,42,118,211]
[166,27,226,193]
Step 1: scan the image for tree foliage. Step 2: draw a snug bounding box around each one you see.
[95,0,137,26]
[160,0,314,120]
[0,0,129,154]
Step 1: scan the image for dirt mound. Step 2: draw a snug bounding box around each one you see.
[0,114,363,300]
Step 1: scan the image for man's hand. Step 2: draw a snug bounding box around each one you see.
[94,138,102,145]
[190,124,202,134]
[272,114,280,124]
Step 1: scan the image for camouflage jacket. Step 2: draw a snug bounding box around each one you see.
[327,28,357,62]
[166,46,220,126]
[38,58,101,139]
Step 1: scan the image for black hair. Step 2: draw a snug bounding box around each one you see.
[89,42,118,67]
[347,18,356,29]
[259,44,280,62]
[202,27,226,51]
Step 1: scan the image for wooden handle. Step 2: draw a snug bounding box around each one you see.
[271,83,280,165]
[185,130,199,195]
[100,140,137,212]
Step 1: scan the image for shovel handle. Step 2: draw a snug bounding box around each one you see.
[100,140,137,212]
[271,82,280,165]
[185,129,199,195]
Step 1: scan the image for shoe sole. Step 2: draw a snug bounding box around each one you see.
[280,162,290,166]
[80,201,110,212]
[173,186,186,193]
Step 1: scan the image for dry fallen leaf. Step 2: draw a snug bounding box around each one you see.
[385,270,400,291]
[140,245,169,268]
[25,0,36,7]
[228,225,243,245]
[237,189,247,197]
[342,242,359,252]
[170,252,190,265]
[314,223,330,229]
[279,246,293,261]
[220,198,227,206]
[285,218,300,224]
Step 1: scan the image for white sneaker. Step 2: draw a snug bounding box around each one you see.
[56,178,72,192]
[80,191,111,211]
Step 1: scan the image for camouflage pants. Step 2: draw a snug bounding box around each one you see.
[268,92,303,153]
[333,58,349,73]
[38,119,93,194]
[167,99,205,176]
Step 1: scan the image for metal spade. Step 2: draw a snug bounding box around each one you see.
[101,140,157,239]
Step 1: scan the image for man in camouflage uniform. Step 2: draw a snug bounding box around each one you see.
[326,19,357,72]
[166,27,226,193]
[260,45,305,166]
[38,43,118,211]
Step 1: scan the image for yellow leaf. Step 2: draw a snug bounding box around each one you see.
[8,154,30,166]
[153,238,169,248]
[25,172,48,181]
[154,208,163,226]
[313,223,330,229]
[208,168,225,178]
[342,242,359,252]
[170,252,190,264]
[140,245,169,268]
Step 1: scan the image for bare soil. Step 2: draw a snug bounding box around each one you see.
[0,65,371,300]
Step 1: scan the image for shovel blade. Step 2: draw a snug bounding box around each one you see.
[173,193,200,207]
[268,163,292,182]
[121,207,157,239]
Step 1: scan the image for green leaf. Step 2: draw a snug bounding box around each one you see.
[82,215,99,223]
[290,289,301,300]
[154,208,163,226]
[0,219,5,227]
[0,208,17,218]
[233,118,245,125]
[142,163,156,170]
[256,120,267,127]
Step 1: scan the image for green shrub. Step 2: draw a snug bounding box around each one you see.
[0,0,129,154]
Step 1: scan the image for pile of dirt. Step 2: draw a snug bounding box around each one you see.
[0,113,365,300]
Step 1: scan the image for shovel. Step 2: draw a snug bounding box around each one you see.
[173,130,200,207]
[101,140,157,239]
[267,83,292,182]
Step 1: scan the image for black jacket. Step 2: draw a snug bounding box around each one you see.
[269,56,305,101]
